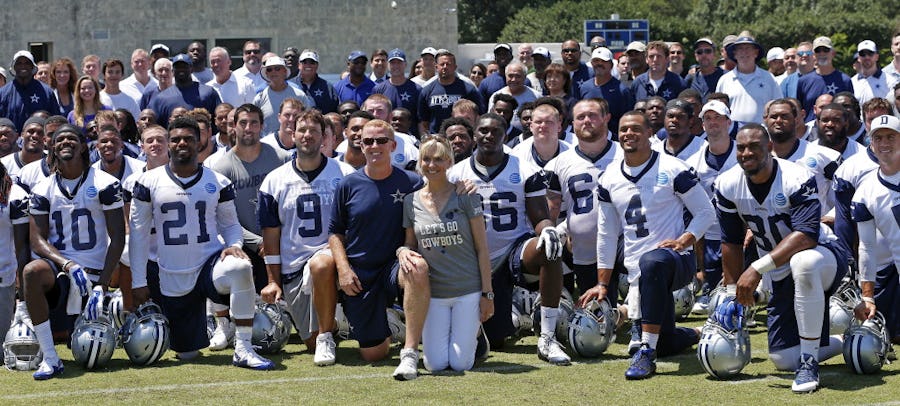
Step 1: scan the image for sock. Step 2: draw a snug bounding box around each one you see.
[234,326,252,352]
[540,306,559,337]
[216,316,231,329]
[641,331,659,350]
[800,338,820,362]
[33,320,59,362]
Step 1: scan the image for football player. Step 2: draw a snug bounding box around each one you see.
[447,113,569,365]
[850,115,900,341]
[257,109,354,365]
[580,111,713,380]
[129,116,274,370]
[22,124,126,380]
[716,124,848,393]
[651,99,707,161]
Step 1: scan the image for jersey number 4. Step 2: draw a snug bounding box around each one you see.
[624,194,649,238]
[161,201,211,245]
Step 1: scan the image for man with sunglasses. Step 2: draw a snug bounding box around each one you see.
[686,38,725,102]
[253,56,314,136]
[292,50,339,114]
[667,42,687,78]
[797,36,854,122]
[334,51,376,106]
[851,40,888,106]
[233,40,266,89]
[781,42,816,99]
[560,39,592,96]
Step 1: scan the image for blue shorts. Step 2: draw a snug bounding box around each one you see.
[875,264,900,338]
[702,239,722,273]
[340,261,399,348]
[767,244,845,352]
[159,253,230,353]
[482,233,532,343]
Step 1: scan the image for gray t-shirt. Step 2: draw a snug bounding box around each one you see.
[253,85,315,136]
[210,143,292,244]
[403,190,483,298]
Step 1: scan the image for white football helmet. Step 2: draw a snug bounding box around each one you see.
[386,305,406,344]
[829,278,861,335]
[696,319,751,379]
[512,286,538,319]
[843,311,894,374]
[333,303,351,340]
[4,319,43,371]
[510,302,533,336]
[531,294,575,340]
[122,301,170,366]
[673,285,695,321]
[252,301,292,354]
[567,299,618,358]
[71,314,118,369]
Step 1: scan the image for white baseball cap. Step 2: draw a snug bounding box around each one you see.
[590,47,613,62]
[857,40,877,53]
[869,115,900,137]
[766,47,784,62]
[700,100,731,120]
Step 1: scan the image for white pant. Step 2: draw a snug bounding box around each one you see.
[422,291,481,372]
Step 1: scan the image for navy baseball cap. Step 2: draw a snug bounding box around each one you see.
[388,48,406,62]
[171,53,192,66]
[347,50,367,62]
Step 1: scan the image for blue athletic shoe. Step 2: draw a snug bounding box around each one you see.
[628,321,642,355]
[33,359,64,381]
[625,345,656,380]
[233,348,275,371]
[791,353,819,393]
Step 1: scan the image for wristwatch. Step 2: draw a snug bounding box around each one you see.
[481,291,495,300]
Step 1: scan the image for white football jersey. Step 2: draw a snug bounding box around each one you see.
[834,150,891,270]
[511,137,571,169]
[715,158,832,282]
[596,151,714,281]
[130,165,241,296]
[448,154,547,262]
[814,137,864,161]
[122,167,164,262]
[0,184,29,287]
[779,138,842,212]
[1,153,38,185]
[685,140,739,241]
[545,143,622,265]
[16,159,51,193]
[91,155,144,182]
[29,168,123,275]
[652,135,708,163]
[258,158,354,273]
[851,171,900,282]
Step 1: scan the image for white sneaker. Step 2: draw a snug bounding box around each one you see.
[209,317,235,351]
[314,332,336,366]
[392,348,419,381]
[537,333,571,366]
[233,347,275,370]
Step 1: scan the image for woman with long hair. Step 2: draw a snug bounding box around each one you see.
[67,75,109,130]
[397,136,492,378]
[50,58,78,116]
[409,58,422,79]
[469,63,487,88]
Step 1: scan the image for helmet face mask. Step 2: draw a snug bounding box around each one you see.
[4,320,43,371]
[843,311,894,374]
[122,301,170,366]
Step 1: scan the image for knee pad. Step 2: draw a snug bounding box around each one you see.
[212,255,254,294]
[769,346,800,371]
[790,249,834,294]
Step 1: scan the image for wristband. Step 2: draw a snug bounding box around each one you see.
[396,246,411,257]
[726,284,737,296]
[62,260,74,272]
[751,254,777,275]
[861,297,875,304]
[263,255,281,265]
[597,282,608,289]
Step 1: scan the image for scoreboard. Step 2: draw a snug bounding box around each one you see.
[584,19,650,52]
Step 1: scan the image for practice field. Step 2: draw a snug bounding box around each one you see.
[3,312,898,405]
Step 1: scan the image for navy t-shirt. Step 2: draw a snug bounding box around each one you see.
[329,166,423,276]
[418,79,484,134]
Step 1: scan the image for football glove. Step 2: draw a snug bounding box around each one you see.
[84,286,105,320]
[69,264,92,297]
[536,227,564,261]
[712,296,744,332]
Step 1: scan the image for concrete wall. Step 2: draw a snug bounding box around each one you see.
[0,0,458,75]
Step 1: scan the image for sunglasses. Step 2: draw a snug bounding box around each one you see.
[670,51,684,55]
[562,48,580,53]
[470,70,484,76]
[265,66,284,72]
[695,48,714,55]
[244,49,261,55]
[361,137,391,146]
[858,51,876,57]
[797,50,813,57]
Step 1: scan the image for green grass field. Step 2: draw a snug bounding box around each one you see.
[3,311,898,405]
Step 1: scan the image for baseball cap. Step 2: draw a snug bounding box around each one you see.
[700,100,731,120]
[0,118,15,130]
[695,38,716,48]
[170,53,192,66]
[766,47,785,62]
[590,47,613,62]
[347,50,367,62]
[420,47,438,57]
[388,48,406,62]
[0,67,8,80]
[299,50,319,63]
[533,47,551,59]
[857,40,877,53]
[813,36,833,50]
[11,50,36,67]
[625,41,646,53]
[493,43,512,53]
[869,115,900,137]
[150,43,170,54]
[665,99,693,117]
[263,56,286,68]
[722,35,738,49]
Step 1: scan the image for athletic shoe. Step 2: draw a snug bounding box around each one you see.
[392,348,419,381]
[209,317,235,351]
[314,332,336,366]
[628,321,642,355]
[691,295,710,314]
[537,333,571,366]
[32,359,64,380]
[791,353,819,393]
[624,345,656,380]
[176,350,199,361]
[233,348,275,370]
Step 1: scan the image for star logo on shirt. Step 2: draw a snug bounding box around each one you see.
[400,92,411,102]
[759,83,765,88]
[314,89,323,97]
[29,94,40,104]
[662,89,672,98]
[801,184,816,198]
[825,83,838,94]
[391,189,406,203]
[576,78,587,87]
